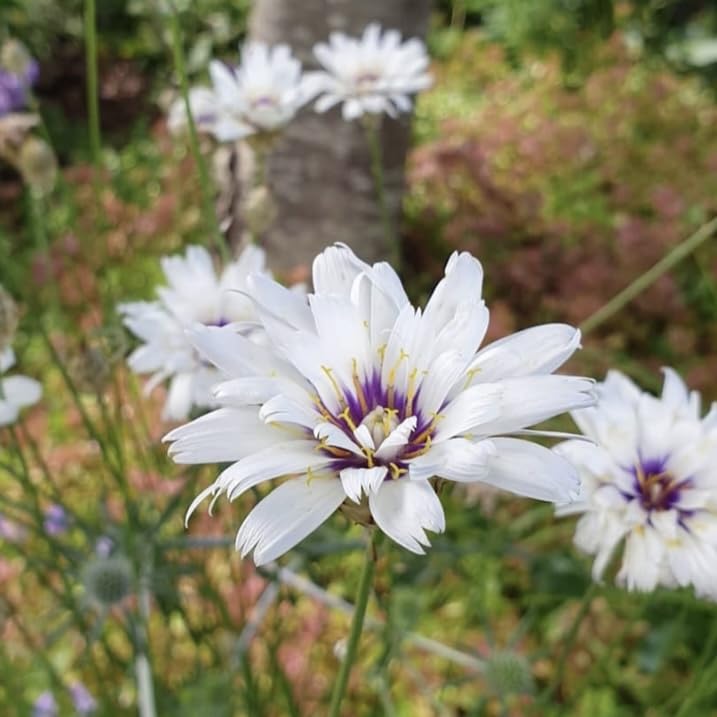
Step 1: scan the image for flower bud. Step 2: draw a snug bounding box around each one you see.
[243,185,277,238]
[82,555,133,607]
[484,650,534,696]
[1,39,36,81]
[18,136,57,195]
[0,286,18,352]
[68,345,112,394]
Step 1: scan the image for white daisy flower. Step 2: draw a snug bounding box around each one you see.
[165,244,594,566]
[556,369,717,600]
[170,43,310,142]
[0,347,42,426]
[119,244,269,421]
[306,23,432,121]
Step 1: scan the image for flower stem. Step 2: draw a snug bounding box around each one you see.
[364,119,400,270]
[580,216,717,335]
[671,607,717,717]
[168,6,229,264]
[327,532,376,717]
[84,0,102,169]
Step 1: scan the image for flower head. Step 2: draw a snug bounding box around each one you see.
[165,244,593,565]
[172,43,310,141]
[32,692,57,717]
[119,244,270,421]
[307,23,432,121]
[43,504,69,536]
[556,369,717,600]
[0,39,38,118]
[0,347,42,426]
[82,555,133,607]
[68,682,97,715]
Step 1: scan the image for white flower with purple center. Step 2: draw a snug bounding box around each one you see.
[165,244,594,565]
[119,244,270,421]
[306,23,432,121]
[170,43,310,141]
[556,369,717,600]
[0,347,41,426]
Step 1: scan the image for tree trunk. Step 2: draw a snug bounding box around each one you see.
[246,0,432,275]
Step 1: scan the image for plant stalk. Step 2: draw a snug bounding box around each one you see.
[327,532,376,716]
[168,6,228,263]
[84,0,102,169]
[580,216,717,334]
[364,119,400,270]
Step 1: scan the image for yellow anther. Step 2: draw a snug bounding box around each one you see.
[463,367,480,390]
[363,447,375,468]
[321,365,346,407]
[306,466,316,485]
[389,463,407,479]
[339,407,358,433]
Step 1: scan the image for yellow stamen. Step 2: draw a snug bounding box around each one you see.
[339,407,358,433]
[462,367,480,390]
[321,365,346,407]
[402,435,432,460]
[351,358,369,414]
[389,462,407,479]
[405,367,419,415]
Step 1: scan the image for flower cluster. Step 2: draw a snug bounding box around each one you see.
[172,24,431,140]
[119,244,271,421]
[556,369,717,600]
[165,244,593,565]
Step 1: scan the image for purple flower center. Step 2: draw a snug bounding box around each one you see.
[629,457,689,513]
[316,366,436,481]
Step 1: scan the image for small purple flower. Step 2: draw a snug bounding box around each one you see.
[69,682,97,715]
[32,691,58,717]
[43,504,69,536]
[0,55,37,117]
[95,535,114,558]
[0,513,26,543]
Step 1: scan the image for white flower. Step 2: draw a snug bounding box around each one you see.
[165,244,594,566]
[555,369,717,600]
[307,23,432,121]
[170,43,310,141]
[0,347,41,425]
[119,244,269,421]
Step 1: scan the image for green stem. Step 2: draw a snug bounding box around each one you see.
[84,0,102,168]
[168,6,228,263]
[580,216,717,334]
[671,610,717,717]
[328,533,376,717]
[364,120,399,269]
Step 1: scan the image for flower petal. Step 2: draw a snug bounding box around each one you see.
[482,437,581,503]
[369,480,445,554]
[236,477,346,565]
[340,466,388,502]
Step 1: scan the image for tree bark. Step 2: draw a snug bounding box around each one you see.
[246,0,432,274]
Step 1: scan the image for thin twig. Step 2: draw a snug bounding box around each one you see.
[580,217,717,334]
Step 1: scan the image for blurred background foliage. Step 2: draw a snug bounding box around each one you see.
[1,0,717,715]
